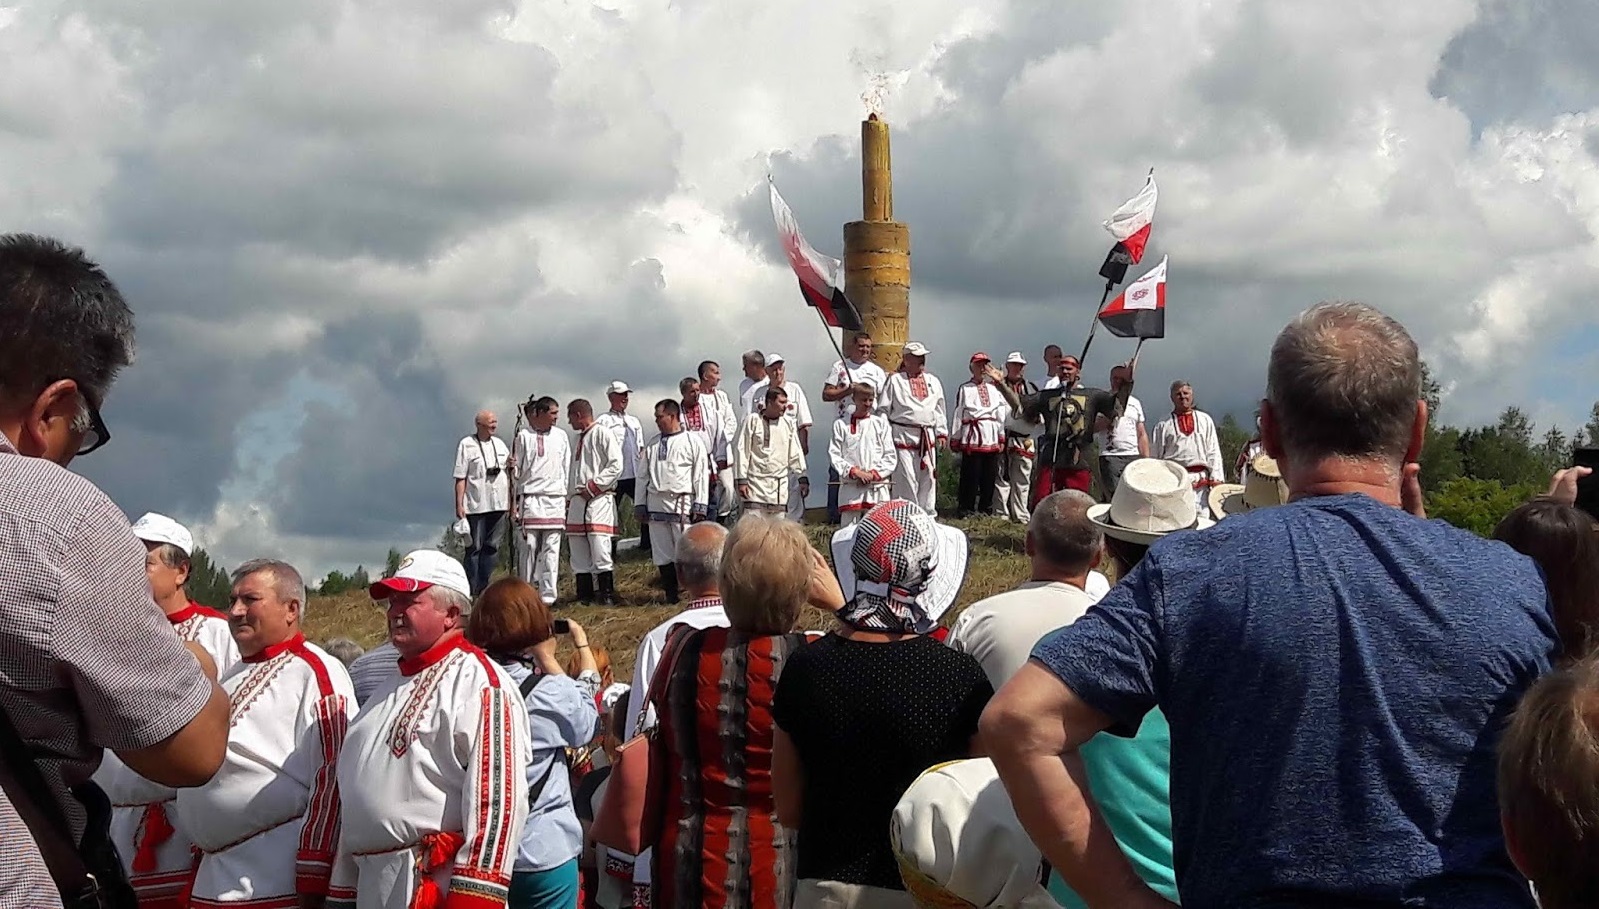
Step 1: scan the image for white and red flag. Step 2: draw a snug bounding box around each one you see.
[1097,256,1167,339]
[769,178,864,332]
[1098,171,1158,285]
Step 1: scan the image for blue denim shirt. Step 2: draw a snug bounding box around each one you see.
[498,662,601,873]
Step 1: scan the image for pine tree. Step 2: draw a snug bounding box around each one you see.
[187,547,233,609]
[383,548,403,579]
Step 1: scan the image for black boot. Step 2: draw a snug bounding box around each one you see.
[658,563,680,604]
[575,573,595,604]
[597,571,617,606]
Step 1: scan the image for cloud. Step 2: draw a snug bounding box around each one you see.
[3,0,1594,581]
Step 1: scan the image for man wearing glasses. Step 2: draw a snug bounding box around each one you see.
[0,234,231,905]
[453,409,511,595]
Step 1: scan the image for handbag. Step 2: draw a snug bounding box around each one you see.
[0,698,137,909]
[590,625,694,855]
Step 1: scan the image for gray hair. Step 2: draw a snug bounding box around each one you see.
[426,585,473,617]
[0,234,135,411]
[323,637,365,667]
[1268,301,1420,466]
[676,521,729,589]
[1169,379,1191,396]
[741,349,765,367]
[232,559,308,618]
[1028,490,1103,573]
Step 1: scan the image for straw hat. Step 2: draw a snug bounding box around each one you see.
[1087,459,1214,545]
[891,759,1062,909]
[1211,454,1290,520]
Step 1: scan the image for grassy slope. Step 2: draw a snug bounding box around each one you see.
[303,516,1037,682]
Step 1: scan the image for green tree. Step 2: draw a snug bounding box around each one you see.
[319,570,350,596]
[350,566,370,591]
[1216,413,1252,484]
[1577,399,1599,450]
[439,523,468,561]
[383,548,403,579]
[1537,426,1570,476]
[1458,407,1546,489]
[188,547,233,610]
[1415,361,1463,493]
[1426,477,1538,537]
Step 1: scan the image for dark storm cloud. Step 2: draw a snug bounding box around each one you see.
[1431,0,1599,134]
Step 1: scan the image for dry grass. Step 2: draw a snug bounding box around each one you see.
[303,516,1037,682]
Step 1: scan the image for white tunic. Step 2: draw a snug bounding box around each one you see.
[734,413,805,507]
[334,635,531,909]
[950,381,1010,454]
[706,388,739,464]
[822,359,889,418]
[567,424,624,536]
[1150,409,1227,495]
[745,379,814,431]
[639,431,710,523]
[453,435,511,515]
[828,413,896,514]
[96,604,240,907]
[680,399,728,469]
[595,410,645,481]
[513,428,572,531]
[173,635,356,905]
[880,371,949,461]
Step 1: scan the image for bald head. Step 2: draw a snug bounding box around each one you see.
[474,410,497,439]
[675,521,729,598]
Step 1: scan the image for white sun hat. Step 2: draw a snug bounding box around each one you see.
[1088,458,1214,545]
[130,512,194,557]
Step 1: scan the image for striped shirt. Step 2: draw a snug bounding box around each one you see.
[347,641,401,706]
[0,434,215,904]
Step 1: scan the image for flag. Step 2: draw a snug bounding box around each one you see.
[1098,171,1158,284]
[769,179,864,332]
[1097,256,1166,339]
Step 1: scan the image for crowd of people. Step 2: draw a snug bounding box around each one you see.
[452,328,1253,608]
[2,228,1598,909]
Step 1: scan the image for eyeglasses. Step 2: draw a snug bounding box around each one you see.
[77,397,110,457]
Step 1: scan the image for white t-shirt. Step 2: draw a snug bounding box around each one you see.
[453,435,511,514]
[1095,394,1144,456]
[822,359,888,417]
[947,578,1107,689]
[747,379,813,429]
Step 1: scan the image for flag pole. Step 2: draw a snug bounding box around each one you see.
[1049,277,1118,465]
[811,297,856,387]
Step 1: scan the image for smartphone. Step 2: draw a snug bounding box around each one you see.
[552,618,570,635]
[1573,448,1599,521]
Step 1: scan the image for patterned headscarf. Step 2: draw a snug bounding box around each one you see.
[836,500,967,634]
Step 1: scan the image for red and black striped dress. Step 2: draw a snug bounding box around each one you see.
[650,626,818,909]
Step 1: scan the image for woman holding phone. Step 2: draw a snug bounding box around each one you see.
[468,578,602,909]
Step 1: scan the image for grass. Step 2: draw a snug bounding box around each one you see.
[303,515,1038,682]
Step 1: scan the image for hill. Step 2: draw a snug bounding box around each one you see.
[302,516,1036,681]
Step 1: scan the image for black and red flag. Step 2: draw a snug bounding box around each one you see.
[1098,171,1158,285]
[1097,256,1167,339]
[769,178,863,332]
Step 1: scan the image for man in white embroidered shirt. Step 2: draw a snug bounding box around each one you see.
[173,559,357,909]
[334,551,531,909]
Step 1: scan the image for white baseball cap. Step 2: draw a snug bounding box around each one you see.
[903,341,930,357]
[131,512,194,557]
[369,549,471,601]
[764,352,786,367]
[1005,351,1027,365]
[606,381,631,395]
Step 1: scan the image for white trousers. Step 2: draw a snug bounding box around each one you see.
[648,521,687,567]
[787,474,807,521]
[520,528,562,602]
[891,448,938,516]
[716,467,737,517]
[992,450,1034,522]
[570,534,614,574]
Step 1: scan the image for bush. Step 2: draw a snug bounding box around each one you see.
[1425,477,1538,537]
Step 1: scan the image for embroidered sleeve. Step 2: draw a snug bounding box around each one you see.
[296,690,352,896]
[691,437,710,515]
[449,685,530,909]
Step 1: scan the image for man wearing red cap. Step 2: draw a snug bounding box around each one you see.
[950,353,1019,519]
[335,550,531,909]
[173,558,357,909]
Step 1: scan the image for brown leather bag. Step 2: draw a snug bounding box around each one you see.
[590,625,694,855]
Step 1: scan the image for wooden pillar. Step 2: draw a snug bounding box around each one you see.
[843,114,910,372]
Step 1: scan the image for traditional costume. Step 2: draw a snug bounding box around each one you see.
[1149,408,1226,510]
[513,427,571,603]
[173,635,355,908]
[950,369,1011,518]
[734,411,805,515]
[638,429,710,603]
[746,377,814,521]
[680,399,728,519]
[828,410,895,526]
[993,369,1038,523]
[567,422,623,604]
[880,370,948,515]
[705,387,740,517]
[95,603,240,909]
[333,634,531,909]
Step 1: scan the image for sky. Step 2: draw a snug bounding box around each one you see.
[3,0,1596,581]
